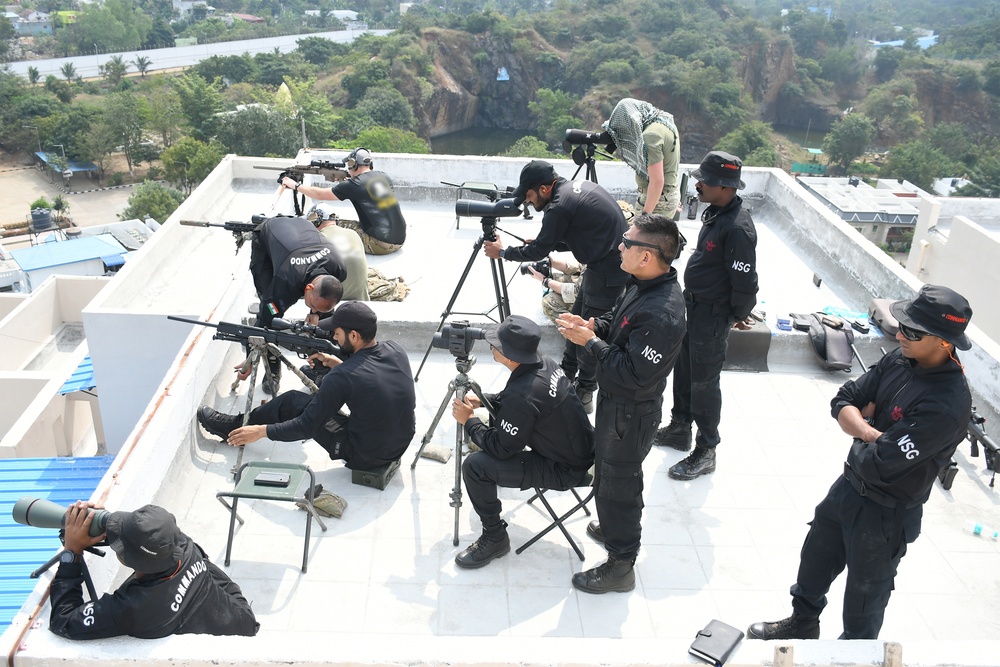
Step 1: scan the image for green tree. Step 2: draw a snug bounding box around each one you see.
[132,56,152,77]
[954,152,1000,198]
[171,73,223,142]
[822,114,875,171]
[100,55,129,87]
[355,86,415,131]
[879,140,956,191]
[296,36,346,65]
[215,106,299,157]
[284,78,338,148]
[0,13,14,57]
[196,55,256,85]
[70,0,152,53]
[119,181,185,222]
[333,126,430,154]
[81,121,123,180]
[60,62,78,82]
[104,91,147,174]
[501,136,559,159]
[528,88,583,148]
[144,84,184,148]
[160,137,225,194]
[45,75,74,103]
[715,121,773,162]
[27,67,41,85]
[341,59,391,102]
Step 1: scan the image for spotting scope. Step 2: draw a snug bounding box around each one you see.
[12,497,110,538]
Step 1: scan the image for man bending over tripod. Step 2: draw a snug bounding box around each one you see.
[199,302,416,471]
[450,315,595,569]
[247,214,347,394]
[485,160,628,414]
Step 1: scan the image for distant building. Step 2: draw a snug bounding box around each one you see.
[10,9,53,36]
[797,176,926,247]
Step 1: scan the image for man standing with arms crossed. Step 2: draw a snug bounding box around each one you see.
[659,151,758,480]
[557,213,686,593]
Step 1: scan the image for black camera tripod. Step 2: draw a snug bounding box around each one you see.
[569,142,614,184]
[410,354,495,546]
[414,216,514,381]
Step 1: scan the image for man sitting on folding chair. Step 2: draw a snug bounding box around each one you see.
[450,315,595,569]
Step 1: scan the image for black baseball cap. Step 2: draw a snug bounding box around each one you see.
[692,151,746,190]
[485,315,543,364]
[328,301,377,333]
[105,505,182,574]
[890,284,973,350]
[511,160,559,205]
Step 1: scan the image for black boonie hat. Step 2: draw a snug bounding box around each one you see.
[485,315,543,364]
[511,160,559,205]
[890,284,973,350]
[692,151,746,190]
[105,505,182,574]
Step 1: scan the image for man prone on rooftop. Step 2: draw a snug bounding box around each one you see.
[199,301,416,472]
[748,285,973,640]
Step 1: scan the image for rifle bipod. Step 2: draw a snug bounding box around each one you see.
[228,336,320,478]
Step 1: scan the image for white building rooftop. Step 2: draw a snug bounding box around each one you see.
[2,154,999,667]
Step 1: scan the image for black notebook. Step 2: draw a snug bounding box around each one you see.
[688,619,745,667]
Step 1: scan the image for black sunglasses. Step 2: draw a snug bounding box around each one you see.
[621,233,666,259]
[898,322,931,341]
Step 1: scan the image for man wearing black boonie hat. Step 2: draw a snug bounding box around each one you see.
[484,160,629,415]
[749,285,974,641]
[198,301,416,470]
[661,151,759,481]
[49,502,259,639]
[450,315,595,569]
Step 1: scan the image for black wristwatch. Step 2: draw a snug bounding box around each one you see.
[60,551,81,565]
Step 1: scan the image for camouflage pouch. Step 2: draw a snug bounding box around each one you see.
[297,490,348,518]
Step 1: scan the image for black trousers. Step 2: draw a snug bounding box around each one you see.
[593,392,661,560]
[573,268,626,393]
[248,390,352,463]
[462,451,586,522]
[790,476,922,639]
[670,299,733,448]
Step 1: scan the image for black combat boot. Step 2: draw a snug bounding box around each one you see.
[455,519,510,569]
[586,520,605,545]
[653,419,692,451]
[747,612,820,640]
[262,355,282,395]
[572,555,636,594]
[668,446,717,480]
[197,406,244,441]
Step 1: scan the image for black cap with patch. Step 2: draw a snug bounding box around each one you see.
[890,284,973,350]
[105,505,182,574]
[692,151,746,190]
[511,160,559,205]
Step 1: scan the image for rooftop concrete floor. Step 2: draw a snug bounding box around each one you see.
[14,196,1000,667]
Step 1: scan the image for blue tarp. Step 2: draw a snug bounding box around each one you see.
[10,236,125,272]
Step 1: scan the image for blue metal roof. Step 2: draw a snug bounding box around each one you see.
[10,236,125,272]
[58,356,95,395]
[0,456,114,632]
[101,254,126,268]
[33,151,99,173]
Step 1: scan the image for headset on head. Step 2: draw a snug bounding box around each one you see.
[345,147,373,170]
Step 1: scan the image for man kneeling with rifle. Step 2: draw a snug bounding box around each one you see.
[198,302,416,471]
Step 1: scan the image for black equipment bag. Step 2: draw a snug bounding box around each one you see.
[792,312,855,371]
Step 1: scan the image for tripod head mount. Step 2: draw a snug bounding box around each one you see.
[481,217,499,241]
[454,355,476,375]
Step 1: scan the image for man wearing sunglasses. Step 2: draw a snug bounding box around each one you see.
[661,151,758,481]
[281,148,406,255]
[486,160,629,415]
[557,213,686,593]
[749,284,973,640]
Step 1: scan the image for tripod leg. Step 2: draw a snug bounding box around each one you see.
[450,375,471,547]
[490,257,512,321]
[410,380,458,469]
[266,343,320,393]
[415,236,487,382]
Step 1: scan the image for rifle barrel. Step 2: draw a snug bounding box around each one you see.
[167,315,218,329]
[179,220,210,227]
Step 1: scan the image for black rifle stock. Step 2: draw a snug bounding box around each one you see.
[167,316,340,358]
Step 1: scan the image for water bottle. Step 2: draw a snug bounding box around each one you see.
[963,520,999,540]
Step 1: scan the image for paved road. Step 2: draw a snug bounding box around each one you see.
[5,28,392,80]
[0,166,133,250]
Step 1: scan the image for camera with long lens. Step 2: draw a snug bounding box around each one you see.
[519,258,551,277]
[431,320,486,359]
[13,497,110,538]
[455,198,522,219]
